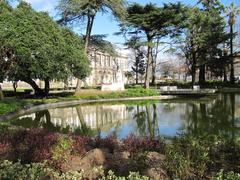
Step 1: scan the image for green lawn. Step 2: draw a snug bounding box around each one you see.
[0,88,159,115]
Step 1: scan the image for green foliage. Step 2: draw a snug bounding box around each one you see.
[89,34,117,56]
[0,1,90,95]
[101,170,149,180]
[180,1,229,84]
[129,152,149,172]
[74,87,159,100]
[0,160,149,180]
[122,2,186,88]
[0,160,45,180]
[165,144,190,179]
[51,137,73,170]
[126,36,146,84]
[165,134,240,179]
[215,170,240,180]
[0,160,84,180]
[57,0,126,24]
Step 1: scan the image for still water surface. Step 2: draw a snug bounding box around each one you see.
[9,93,240,139]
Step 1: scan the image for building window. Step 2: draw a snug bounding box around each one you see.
[96,54,101,66]
[107,56,110,66]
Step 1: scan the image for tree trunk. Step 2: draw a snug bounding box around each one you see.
[192,69,196,86]
[0,83,4,100]
[191,52,197,86]
[230,24,235,84]
[13,81,18,95]
[223,67,227,82]
[145,105,154,138]
[199,64,206,85]
[145,37,153,89]
[151,39,159,85]
[44,78,50,96]
[230,93,235,141]
[23,78,44,96]
[136,71,139,84]
[151,58,156,85]
[75,15,95,94]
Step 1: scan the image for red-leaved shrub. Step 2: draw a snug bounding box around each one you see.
[122,134,165,155]
[0,129,59,163]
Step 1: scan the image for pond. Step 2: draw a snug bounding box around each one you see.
[8,93,240,139]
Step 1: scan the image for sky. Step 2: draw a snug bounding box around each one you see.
[13,0,240,46]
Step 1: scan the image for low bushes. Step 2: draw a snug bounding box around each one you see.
[122,134,165,155]
[0,160,149,180]
[165,135,240,179]
[0,128,240,179]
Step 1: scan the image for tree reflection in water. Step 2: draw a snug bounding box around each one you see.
[133,104,160,138]
[182,93,240,139]
[11,108,97,136]
[9,93,240,139]
[11,110,65,132]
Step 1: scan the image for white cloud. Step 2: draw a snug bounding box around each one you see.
[23,0,57,14]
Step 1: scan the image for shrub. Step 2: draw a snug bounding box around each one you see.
[0,160,84,180]
[0,128,59,163]
[122,135,165,155]
[129,152,149,172]
[94,135,120,153]
[214,170,240,180]
[51,137,73,171]
[100,170,149,180]
[165,144,191,179]
[71,136,91,155]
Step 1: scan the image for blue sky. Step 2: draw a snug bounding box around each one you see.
[16,0,240,46]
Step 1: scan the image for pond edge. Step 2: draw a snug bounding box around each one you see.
[0,95,175,121]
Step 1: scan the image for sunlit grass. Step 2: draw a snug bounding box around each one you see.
[0,88,159,115]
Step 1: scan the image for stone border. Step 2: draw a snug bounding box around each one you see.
[0,95,175,121]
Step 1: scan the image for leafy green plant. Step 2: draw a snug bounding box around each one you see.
[100,170,149,180]
[0,160,84,180]
[165,144,191,179]
[51,137,73,170]
[129,152,149,173]
[214,169,240,180]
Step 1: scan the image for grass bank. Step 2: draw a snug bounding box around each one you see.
[0,88,159,115]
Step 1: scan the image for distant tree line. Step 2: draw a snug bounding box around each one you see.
[122,0,239,87]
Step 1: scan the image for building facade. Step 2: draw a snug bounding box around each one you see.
[85,48,128,86]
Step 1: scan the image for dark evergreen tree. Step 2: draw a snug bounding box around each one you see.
[0,1,90,96]
[125,36,146,84]
[122,3,186,88]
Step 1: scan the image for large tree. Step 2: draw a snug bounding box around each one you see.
[181,1,228,85]
[225,2,240,84]
[0,1,90,96]
[198,0,227,84]
[180,7,207,85]
[122,3,186,88]
[57,0,126,93]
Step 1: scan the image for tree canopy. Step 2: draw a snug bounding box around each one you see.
[57,0,126,92]
[121,2,186,88]
[0,1,90,96]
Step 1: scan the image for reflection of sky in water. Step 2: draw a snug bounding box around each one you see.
[96,103,186,138]
[11,93,240,139]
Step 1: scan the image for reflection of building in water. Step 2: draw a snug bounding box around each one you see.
[20,105,128,131]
